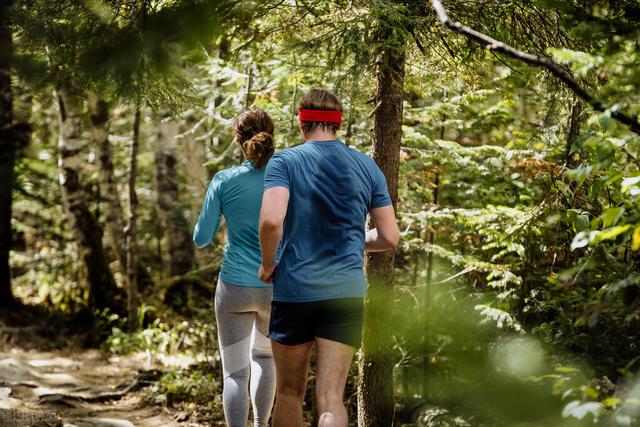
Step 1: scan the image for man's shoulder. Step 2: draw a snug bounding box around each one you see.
[345,145,372,160]
[342,145,378,170]
[276,144,309,157]
[269,145,309,166]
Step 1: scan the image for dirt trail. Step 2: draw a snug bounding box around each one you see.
[0,347,178,427]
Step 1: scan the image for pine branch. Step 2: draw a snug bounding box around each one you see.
[429,0,640,135]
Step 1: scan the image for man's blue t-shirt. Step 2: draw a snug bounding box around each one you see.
[193,160,270,287]
[264,140,392,302]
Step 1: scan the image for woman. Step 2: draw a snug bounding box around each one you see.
[193,109,276,427]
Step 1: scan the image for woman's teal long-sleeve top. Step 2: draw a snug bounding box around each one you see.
[193,161,270,287]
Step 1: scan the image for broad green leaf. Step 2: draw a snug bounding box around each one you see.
[581,385,599,399]
[601,397,621,408]
[576,214,590,231]
[595,225,632,242]
[555,366,580,374]
[632,226,640,251]
[599,207,624,228]
[571,231,597,250]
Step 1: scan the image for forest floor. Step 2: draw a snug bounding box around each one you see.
[0,306,224,427]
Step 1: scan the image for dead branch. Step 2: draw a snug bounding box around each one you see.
[429,0,640,135]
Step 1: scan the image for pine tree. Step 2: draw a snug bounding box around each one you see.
[358,28,406,427]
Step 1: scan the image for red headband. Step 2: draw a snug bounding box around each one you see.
[298,109,342,124]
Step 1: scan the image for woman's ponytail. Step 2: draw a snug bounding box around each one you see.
[242,131,274,169]
[233,109,275,168]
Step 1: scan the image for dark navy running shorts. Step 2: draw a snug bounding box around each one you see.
[268,298,365,348]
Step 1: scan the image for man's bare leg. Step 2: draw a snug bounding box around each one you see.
[315,337,355,427]
[271,340,314,427]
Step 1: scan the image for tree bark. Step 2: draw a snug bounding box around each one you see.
[180,113,209,216]
[126,106,140,330]
[0,0,15,307]
[56,86,123,313]
[88,93,127,271]
[89,93,153,289]
[154,111,194,276]
[564,99,583,169]
[358,46,405,427]
[244,64,253,110]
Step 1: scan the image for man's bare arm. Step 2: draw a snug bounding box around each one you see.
[259,186,290,282]
[365,205,400,252]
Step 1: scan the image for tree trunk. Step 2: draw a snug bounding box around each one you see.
[244,64,253,109]
[564,99,583,169]
[180,113,209,216]
[180,116,214,265]
[89,93,153,289]
[155,111,194,276]
[126,106,140,330]
[358,46,405,426]
[0,1,15,307]
[88,93,127,272]
[56,86,123,313]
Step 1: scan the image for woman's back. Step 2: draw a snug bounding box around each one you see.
[193,160,267,287]
[219,161,266,286]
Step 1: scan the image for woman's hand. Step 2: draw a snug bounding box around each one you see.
[259,263,276,283]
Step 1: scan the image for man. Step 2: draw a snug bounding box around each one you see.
[259,88,400,427]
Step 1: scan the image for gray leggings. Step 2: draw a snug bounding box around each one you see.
[215,278,275,427]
